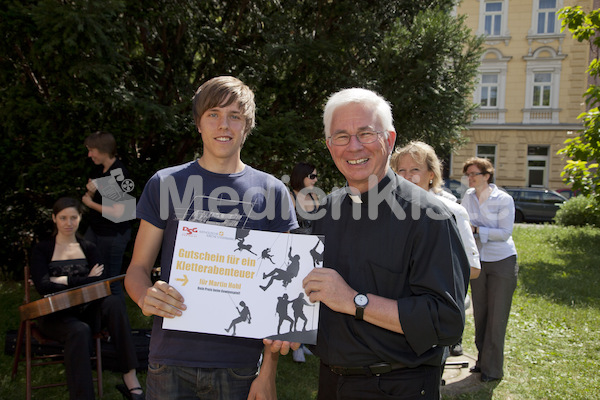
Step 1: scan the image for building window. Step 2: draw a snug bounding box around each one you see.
[523,47,565,124]
[484,2,503,36]
[477,0,510,46]
[527,146,549,187]
[527,1,565,55]
[532,72,552,107]
[477,145,497,169]
[478,0,510,44]
[480,74,498,107]
[473,49,511,124]
[536,0,558,34]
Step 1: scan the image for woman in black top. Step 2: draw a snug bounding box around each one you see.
[289,162,319,235]
[30,197,143,400]
[82,131,133,296]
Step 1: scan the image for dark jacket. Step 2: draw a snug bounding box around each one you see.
[30,236,104,296]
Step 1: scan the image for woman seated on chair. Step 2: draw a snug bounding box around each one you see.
[30,197,144,400]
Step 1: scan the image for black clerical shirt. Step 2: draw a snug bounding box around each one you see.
[312,169,469,368]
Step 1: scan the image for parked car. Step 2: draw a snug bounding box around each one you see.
[502,187,568,223]
[443,179,468,201]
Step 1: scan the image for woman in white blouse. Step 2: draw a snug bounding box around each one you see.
[461,157,518,383]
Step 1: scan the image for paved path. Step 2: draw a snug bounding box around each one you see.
[440,294,493,396]
[441,352,482,396]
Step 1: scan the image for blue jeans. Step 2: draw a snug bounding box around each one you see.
[146,363,258,400]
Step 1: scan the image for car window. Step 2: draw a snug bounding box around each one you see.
[520,191,541,202]
[543,193,565,203]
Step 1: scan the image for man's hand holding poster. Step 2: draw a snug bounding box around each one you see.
[163,221,323,344]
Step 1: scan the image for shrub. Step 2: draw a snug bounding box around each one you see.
[555,195,600,228]
[0,190,55,280]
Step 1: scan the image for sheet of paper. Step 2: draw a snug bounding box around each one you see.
[163,221,323,344]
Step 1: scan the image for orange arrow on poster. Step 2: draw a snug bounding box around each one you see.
[176,275,189,286]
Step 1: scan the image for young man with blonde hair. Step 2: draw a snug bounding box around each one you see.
[126,76,298,400]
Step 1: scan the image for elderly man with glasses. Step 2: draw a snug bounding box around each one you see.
[302,88,470,400]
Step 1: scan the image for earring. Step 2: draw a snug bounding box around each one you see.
[429,179,433,185]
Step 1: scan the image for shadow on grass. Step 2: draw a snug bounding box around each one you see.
[517,227,600,308]
[442,373,499,400]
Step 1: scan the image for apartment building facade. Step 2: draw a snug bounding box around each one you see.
[450,0,595,190]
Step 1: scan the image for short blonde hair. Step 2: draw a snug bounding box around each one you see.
[391,141,443,192]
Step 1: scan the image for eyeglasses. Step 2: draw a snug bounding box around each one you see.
[308,173,318,179]
[327,131,383,146]
[464,172,484,178]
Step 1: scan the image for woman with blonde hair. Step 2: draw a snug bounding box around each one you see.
[391,141,480,279]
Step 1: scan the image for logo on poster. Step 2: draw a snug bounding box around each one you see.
[182,226,198,237]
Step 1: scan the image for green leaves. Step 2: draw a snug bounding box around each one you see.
[560,6,600,47]
[557,7,600,202]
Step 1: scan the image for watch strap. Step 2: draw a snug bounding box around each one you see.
[355,305,365,320]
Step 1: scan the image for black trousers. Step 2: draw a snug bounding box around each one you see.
[317,361,441,400]
[38,294,139,400]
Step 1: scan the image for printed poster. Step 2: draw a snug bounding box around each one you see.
[163,220,323,344]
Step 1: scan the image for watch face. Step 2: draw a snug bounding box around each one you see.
[355,294,368,307]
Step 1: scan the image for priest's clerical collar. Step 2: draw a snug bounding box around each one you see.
[348,194,362,203]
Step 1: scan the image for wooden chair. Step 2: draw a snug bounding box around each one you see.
[10,264,117,399]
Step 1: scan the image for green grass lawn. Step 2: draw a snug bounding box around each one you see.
[1,224,599,399]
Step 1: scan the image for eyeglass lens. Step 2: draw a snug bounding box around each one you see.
[330,131,381,146]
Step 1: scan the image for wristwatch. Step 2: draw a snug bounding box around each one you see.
[354,293,369,320]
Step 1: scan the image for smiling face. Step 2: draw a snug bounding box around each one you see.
[52,207,81,238]
[326,103,396,193]
[395,154,434,191]
[197,99,247,168]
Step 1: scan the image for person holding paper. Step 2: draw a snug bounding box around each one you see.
[302,88,470,400]
[82,131,132,296]
[125,76,298,400]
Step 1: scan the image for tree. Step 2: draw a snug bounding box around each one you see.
[378,8,483,156]
[0,0,482,277]
[557,6,600,202]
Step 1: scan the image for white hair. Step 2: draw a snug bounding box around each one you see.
[322,88,395,139]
